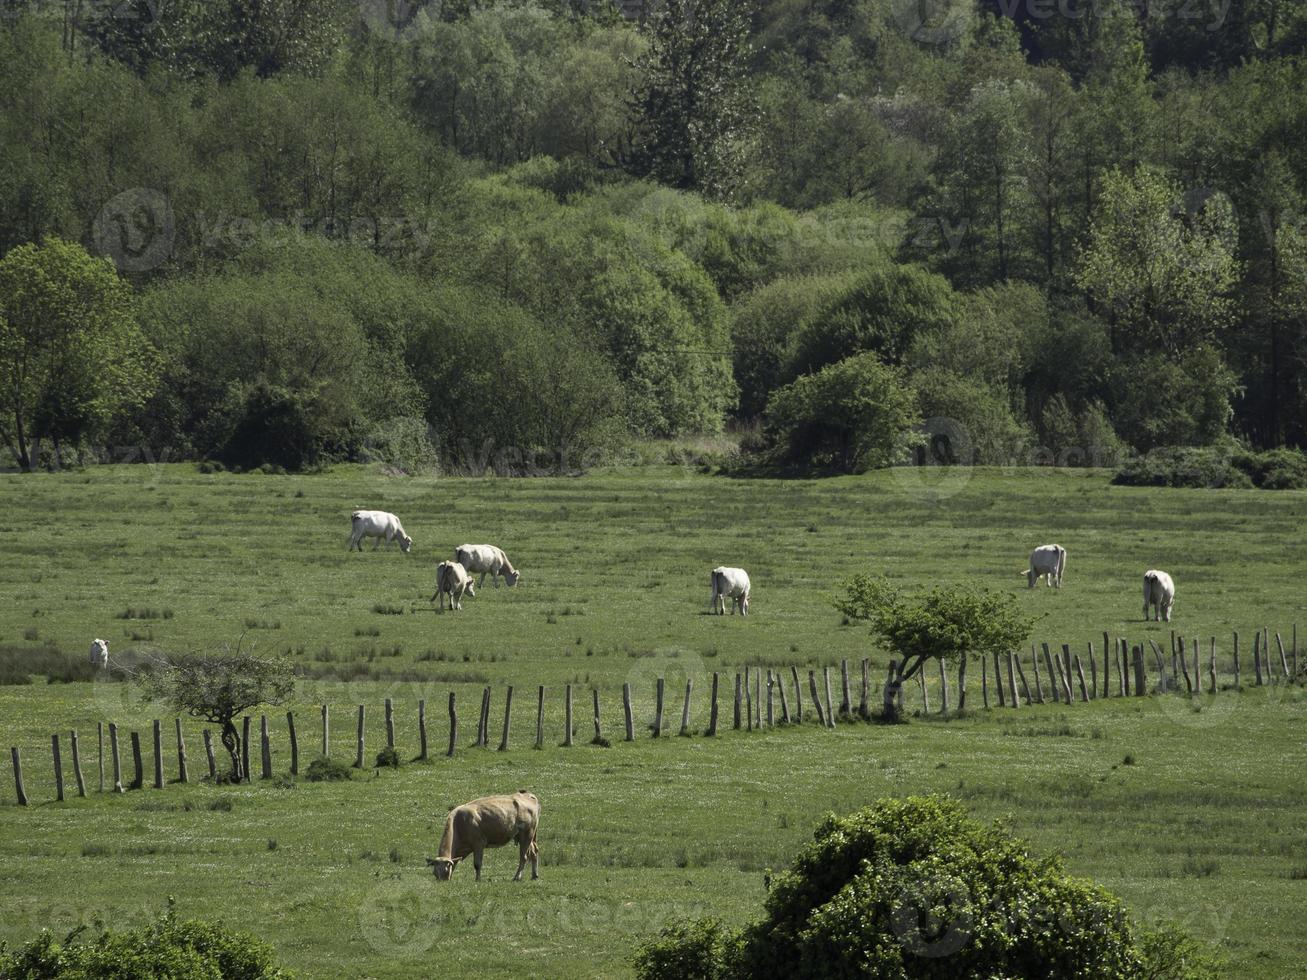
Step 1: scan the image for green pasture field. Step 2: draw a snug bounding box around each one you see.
[0,463,1305,978]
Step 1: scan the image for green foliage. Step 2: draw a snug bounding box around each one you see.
[0,901,289,978]
[635,796,1216,980]
[304,756,352,783]
[1108,350,1240,452]
[833,578,1034,680]
[374,746,400,769]
[1114,446,1307,490]
[911,368,1031,465]
[763,353,919,474]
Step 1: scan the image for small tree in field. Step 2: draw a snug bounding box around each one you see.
[834,576,1034,720]
[140,652,294,781]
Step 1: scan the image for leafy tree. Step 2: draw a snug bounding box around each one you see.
[140,651,294,782]
[0,238,156,469]
[627,0,757,200]
[764,353,919,474]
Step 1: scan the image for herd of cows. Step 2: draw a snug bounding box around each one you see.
[1024,543,1177,621]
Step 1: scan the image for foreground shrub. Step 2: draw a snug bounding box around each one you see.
[635,796,1217,980]
[303,756,352,782]
[0,903,289,978]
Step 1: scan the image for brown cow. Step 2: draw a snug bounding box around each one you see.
[426,791,540,881]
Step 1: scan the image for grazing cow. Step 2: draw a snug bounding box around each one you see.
[1143,570,1175,622]
[455,544,520,589]
[710,567,751,616]
[88,638,109,669]
[1026,544,1067,589]
[426,791,540,882]
[348,510,412,553]
[431,561,476,611]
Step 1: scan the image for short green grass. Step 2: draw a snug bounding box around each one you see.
[0,464,1304,977]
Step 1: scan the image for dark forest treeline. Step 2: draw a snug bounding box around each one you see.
[0,0,1305,473]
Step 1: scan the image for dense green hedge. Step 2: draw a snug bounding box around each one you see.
[1113,446,1307,490]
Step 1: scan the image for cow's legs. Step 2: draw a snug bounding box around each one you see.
[514,836,529,881]
[473,847,484,881]
[478,572,488,589]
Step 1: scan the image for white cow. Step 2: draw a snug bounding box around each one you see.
[455,545,520,589]
[1026,544,1067,589]
[88,638,109,669]
[431,561,476,611]
[1143,570,1175,622]
[348,510,412,553]
[710,567,750,616]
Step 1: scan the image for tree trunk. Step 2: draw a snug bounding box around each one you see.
[220,719,242,781]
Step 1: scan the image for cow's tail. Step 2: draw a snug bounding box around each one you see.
[1056,546,1067,581]
[455,547,468,566]
[710,570,721,609]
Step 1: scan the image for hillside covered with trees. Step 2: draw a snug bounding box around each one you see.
[1,0,1305,473]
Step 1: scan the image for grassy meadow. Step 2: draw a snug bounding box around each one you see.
[0,463,1305,977]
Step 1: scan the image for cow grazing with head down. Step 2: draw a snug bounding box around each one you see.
[348,510,412,553]
[431,561,475,611]
[1026,545,1067,589]
[710,567,750,616]
[1143,570,1175,622]
[426,791,540,882]
[88,639,109,669]
[455,544,520,589]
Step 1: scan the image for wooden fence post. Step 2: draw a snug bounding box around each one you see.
[1087,643,1097,700]
[1253,630,1264,685]
[177,718,190,783]
[1030,646,1043,703]
[1102,632,1111,698]
[1276,633,1290,681]
[791,666,804,722]
[321,704,329,757]
[70,730,86,798]
[1058,645,1075,703]
[109,723,124,792]
[478,688,491,747]
[823,667,836,727]
[1119,639,1129,697]
[938,658,949,715]
[130,731,143,790]
[52,734,64,802]
[1014,655,1032,705]
[809,671,827,726]
[777,670,791,724]
[203,730,216,781]
[840,660,851,717]
[241,716,251,782]
[652,679,662,738]
[1073,654,1089,702]
[1177,637,1193,694]
[260,715,272,779]
[1041,644,1058,703]
[981,655,990,709]
[918,671,929,714]
[1148,640,1167,692]
[1293,624,1298,679]
[1208,638,1217,694]
[1264,627,1272,683]
[1133,645,1147,695]
[707,673,720,735]
[680,679,693,736]
[1006,652,1020,707]
[11,748,27,806]
[565,684,575,746]
[860,658,870,718]
[996,652,1008,706]
[97,722,104,793]
[1170,632,1179,691]
[744,667,753,732]
[591,687,602,742]
[447,693,457,758]
[384,699,395,750]
[733,674,742,729]
[765,671,774,728]
[1232,631,1240,688]
[956,655,967,711]
[354,705,365,768]
[499,686,514,751]
[755,669,763,729]
[418,700,428,761]
[537,687,547,749]
[622,683,634,742]
[152,720,163,789]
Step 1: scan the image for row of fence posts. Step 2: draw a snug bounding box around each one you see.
[7,627,1296,805]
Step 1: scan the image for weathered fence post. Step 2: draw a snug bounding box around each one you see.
[565,684,575,746]
[536,687,546,749]
[744,667,753,732]
[11,748,27,806]
[809,671,827,726]
[981,655,990,709]
[956,656,967,711]
[354,706,365,768]
[918,671,929,714]
[733,674,743,729]
[152,720,164,789]
[202,730,216,781]
[823,667,836,727]
[499,686,514,751]
[1031,646,1044,703]
[622,683,634,742]
[840,659,851,717]
[384,698,395,750]
[995,652,1008,707]
[1253,630,1264,686]
[478,688,492,747]
[591,687,603,743]
[1149,640,1167,692]
[1102,632,1111,698]
[418,700,428,761]
[260,715,272,779]
[1208,638,1217,694]
[680,679,693,736]
[777,670,791,723]
[860,659,870,718]
[1265,627,1272,682]
[707,673,720,735]
[1293,624,1298,679]
[1014,655,1032,705]
[1006,652,1020,707]
[1059,645,1075,703]
[1177,637,1193,694]
[1232,631,1241,688]
[241,716,251,782]
[652,679,662,738]
[1133,645,1147,695]
[130,731,144,790]
[1073,654,1089,702]
[109,723,124,792]
[70,730,86,798]
[97,722,104,794]
[175,718,190,782]
[755,669,763,729]
[320,704,329,757]
[938,658,949,715]
[1087,643,1098,700]
[1042,644,1059,703]
[766,671,774,728]
[1170,632,1179,691]
[52,734,64,802]
[791,666,804,722]
[447,692,457,758]
[1276,633,1290,681]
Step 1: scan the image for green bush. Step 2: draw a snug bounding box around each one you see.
[303,756,352,782]
[635,796,1217,980]
[1114,446,1307,490]
[0,903,289,978]
[374,746,400,769]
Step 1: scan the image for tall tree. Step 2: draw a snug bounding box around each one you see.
[627,0,757,201]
